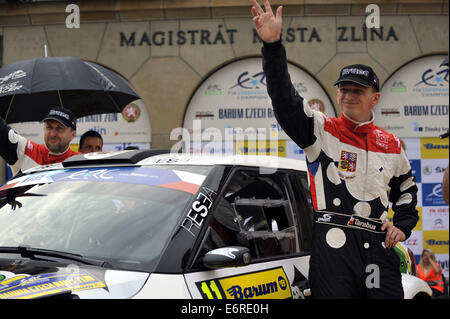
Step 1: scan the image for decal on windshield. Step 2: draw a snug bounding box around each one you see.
[0,167,206,195]
[181,187,216,237]
[0,270,106,299]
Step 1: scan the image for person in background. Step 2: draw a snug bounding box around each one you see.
[78,130,103,153]
[417,248,445,297]
[1,107,79,175]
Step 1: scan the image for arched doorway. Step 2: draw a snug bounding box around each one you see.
[182,57,335,159]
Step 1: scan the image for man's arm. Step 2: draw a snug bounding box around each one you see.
[387,149,419,240]
[262,41,321,150]
[0,116,20,165]
[253,0,324,152]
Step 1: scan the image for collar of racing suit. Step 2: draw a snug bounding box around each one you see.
[340,111,375,134]
[45,144,71,156]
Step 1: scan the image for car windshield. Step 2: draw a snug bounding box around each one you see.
[0,165,211,272]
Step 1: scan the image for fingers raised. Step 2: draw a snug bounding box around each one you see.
[250,0,265,15]
[262,0,273,14]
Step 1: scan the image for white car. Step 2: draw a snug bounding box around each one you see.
[0,151,431,299]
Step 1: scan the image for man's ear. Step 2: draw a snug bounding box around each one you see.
[371,92,381,107]
[71,129,77,140]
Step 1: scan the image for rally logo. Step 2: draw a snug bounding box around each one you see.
[390,81,407,93]
[229,71,266,90]
[338,150,357,180]
[204,84,222,96]
[414,67,448,87]
[423,183,446,206]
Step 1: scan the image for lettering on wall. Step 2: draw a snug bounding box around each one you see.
[119,26,399,47]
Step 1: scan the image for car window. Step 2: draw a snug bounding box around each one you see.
[0,166,210,272]
[200,169,300,261]
[288,173,314,252]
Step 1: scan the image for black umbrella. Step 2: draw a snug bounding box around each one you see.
[0,56,141,124]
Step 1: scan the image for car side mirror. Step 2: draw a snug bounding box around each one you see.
[202,246,251,269]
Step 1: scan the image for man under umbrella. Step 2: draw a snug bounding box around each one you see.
[1,107,80,176]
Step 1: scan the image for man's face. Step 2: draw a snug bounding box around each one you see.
[337,82,380,122]
[79,137,103,153]
[44,120,76,154]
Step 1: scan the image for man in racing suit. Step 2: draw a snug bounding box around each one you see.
[251,0,418,298]
[1,107,80,176]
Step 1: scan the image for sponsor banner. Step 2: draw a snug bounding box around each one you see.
[420,137,449,159]
[235,140,286,157]
[286,140,306,161]
[436,254,449,279]
[403,138,421,159]
[422,206,449,231]
[422,183,446,206]
[421,159,448,183]
[375,55,448,138]
[409,159,422,183]
[183,57,335,141]
[70,142,151,153]
[403,230,423,256]
[423,230,449,254]
[184,141,235,155]
[196,267,291,299]
[102,143,151,152]
[10,100,151,144]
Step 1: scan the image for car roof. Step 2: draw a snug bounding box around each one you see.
[137,153,307,171]
[21,150,307,175]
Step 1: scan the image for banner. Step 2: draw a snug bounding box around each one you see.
[183,57,335,142]
[375,55,449,137]
[9,99,151,145]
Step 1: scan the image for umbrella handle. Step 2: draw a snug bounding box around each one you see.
[57,90,64,107]
[4,94,15,122]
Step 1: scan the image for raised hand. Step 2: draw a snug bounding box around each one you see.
[250,0,283,43]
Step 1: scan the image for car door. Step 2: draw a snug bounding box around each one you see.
[184,167,313,299]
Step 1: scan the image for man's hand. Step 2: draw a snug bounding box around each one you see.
[381,221,406,248]
[250,0,283,43]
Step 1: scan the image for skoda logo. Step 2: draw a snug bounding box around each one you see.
[423,166,432,175]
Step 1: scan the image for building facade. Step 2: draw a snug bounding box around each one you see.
[0,0,449,275]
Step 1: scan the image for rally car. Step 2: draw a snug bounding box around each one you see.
[0,150,431,299]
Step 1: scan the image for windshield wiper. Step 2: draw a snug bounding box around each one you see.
[0,246,112,268]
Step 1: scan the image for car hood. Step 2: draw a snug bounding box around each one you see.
[0,264,149,299]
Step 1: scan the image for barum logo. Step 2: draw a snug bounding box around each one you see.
[424,143,449,150]
[226,281,279,299]
[425,239,449,246]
